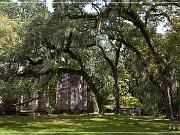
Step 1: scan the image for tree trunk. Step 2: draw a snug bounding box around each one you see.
[159,70,173,119]
[113,74,120,115]
[3,98,18,115]
[178,105,180,119]
[82,71,105,115]
[155,103,159,117]
[96,95,104,115]
[98,44,121,115]
[93,94,99,114]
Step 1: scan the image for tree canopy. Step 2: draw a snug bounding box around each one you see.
[0,0,180,119]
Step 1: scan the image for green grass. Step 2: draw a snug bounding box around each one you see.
[0,114,180,135]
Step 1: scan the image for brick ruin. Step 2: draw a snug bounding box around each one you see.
[32,86,49,113]
[54,74,87,113]
[32,74,87,114]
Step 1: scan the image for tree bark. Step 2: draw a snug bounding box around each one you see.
[159,69,173,119]
[178,105,180,119]
[114,74,120,115]
[117,5,174,119]
[98,45,120,115]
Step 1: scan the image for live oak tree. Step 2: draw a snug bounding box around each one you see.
[0,14,21,114]
[0,0,180,118]
[90,0,179,119]
[0,1,50,113]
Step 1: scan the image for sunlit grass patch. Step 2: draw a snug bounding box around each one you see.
[0,115,179,134]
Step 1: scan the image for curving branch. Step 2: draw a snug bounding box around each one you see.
[116,6,165,65]
[108,34,142,60]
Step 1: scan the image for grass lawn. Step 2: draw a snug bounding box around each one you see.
[0,114,180,135]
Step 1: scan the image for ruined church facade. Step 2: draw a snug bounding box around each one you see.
[32,74,87,114]
[55,74,87,113]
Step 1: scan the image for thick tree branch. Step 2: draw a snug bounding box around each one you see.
[116,6,165,65]
[98,45,116,74]
[115,43,121,68]
[108,35,142,60]
[120,38,142,60]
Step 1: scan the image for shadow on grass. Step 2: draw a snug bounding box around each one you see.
[0,115,180,134]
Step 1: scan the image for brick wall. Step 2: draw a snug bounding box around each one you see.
[55,74,87,113]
